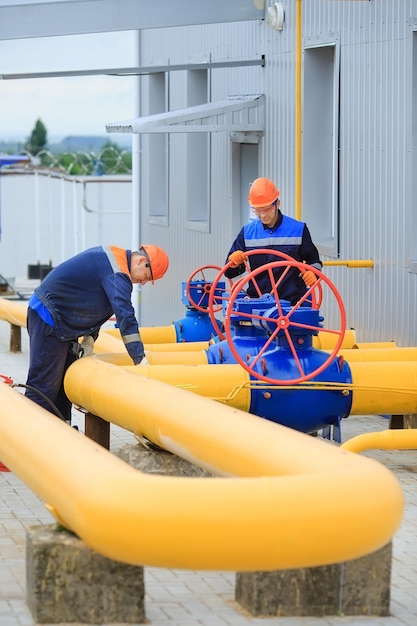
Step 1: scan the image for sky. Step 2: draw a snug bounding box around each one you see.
[0,31,138,141]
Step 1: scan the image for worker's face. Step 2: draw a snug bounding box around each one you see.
[130,255,153,285]
[252,201,279,228]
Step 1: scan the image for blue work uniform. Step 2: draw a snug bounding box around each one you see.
[225,211,322,303]
[25,245,145,422]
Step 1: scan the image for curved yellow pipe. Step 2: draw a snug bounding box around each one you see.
[0,298,27,326]
[0,379,403,571]
[341,430,417,454]
[95,331,126,353]
[60,355,404,569]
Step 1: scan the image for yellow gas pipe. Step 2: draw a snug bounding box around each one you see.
[95,356,417,419]
[94,327,357,357]
[341,429,417,454]
[0,298,27,327]
[0,300,356,355]
[145,344,417,367]
[339,347,417,363]
[114,358,417,458]
[323,260,374,269]
[57,354,403,570]
[0,335,406,570]
[103,324,177,344]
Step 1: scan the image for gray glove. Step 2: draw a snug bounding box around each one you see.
[138,356,149,366]
[79,335,95,357]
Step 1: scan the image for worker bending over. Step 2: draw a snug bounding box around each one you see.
[25,244,169,423]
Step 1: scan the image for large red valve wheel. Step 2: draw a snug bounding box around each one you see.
[207,249,322,340]
[185,265,234,313]
[224,260,346,385]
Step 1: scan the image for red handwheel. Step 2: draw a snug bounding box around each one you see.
[207,249,322,340]
[185,265,233,313]
[224,260,346,385]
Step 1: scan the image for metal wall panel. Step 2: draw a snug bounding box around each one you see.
[134,2,417,344]
[0,174,132,277]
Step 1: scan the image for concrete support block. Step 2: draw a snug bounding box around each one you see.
[389,413,417,429]
[235,542,392,617]
[26,525,145,624]
[118,442,212,477]
[404,414,417,429]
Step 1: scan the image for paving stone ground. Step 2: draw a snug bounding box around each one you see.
[1,317,416,626]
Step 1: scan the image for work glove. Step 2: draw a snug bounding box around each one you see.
[138,356,149,366]
[228,250,247,268]
[79,335,94,357]
[302,270,317,287]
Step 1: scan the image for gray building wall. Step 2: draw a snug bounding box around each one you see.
[133,1,417,344]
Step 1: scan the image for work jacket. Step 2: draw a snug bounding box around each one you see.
[225,212,322,303]
[33,245,145,363]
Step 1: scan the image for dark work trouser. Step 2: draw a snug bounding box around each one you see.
[25,307,77,422]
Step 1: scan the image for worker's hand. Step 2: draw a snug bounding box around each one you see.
[302,270,317,287]
[79,335,94,357]
[228,250,247,268]
[138,356,149,366]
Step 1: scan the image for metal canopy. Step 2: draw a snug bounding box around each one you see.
[0,0,264,41]
[0,58,265,81]
[106,95,265,135]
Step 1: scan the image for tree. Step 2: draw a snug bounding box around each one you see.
[98,142,132,174]
[27,119,48,156]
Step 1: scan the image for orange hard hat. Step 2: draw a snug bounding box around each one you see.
[248,177,280,208]
[140,245,169,283]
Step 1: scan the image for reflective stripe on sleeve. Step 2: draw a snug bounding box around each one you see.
[122,333,142,345]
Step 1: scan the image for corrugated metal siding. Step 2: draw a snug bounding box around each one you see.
[134,1,417,344]
[138,20,269,327]
[303,0,417,346]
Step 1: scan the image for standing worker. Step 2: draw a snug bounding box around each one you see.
[225,177,322,303]
[25,244,169,424]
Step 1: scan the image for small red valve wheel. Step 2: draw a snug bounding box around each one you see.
[224,260,346,385]
[208,249,322,340]
[185,265,234,313]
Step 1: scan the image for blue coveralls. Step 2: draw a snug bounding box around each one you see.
[25,245,145,422]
